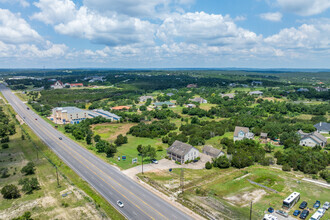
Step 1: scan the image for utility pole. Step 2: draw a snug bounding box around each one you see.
[141,154,144,174]
[180,168,184,193]
[250,201,252,220]
[56,166,60,187]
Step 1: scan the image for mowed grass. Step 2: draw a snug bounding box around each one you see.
[107,135,168,170]
[141,165,330,219]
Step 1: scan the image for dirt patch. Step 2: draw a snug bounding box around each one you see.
[224,189,267,207]
[91,123,135,141]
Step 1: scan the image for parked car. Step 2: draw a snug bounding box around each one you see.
[268,207,274,213]
[263,214,277,220]
[293,210,301,216]
[316,208,325,216]
[59,137,62,140]
[310,211,322,220]
[299,201,308,209]
[275,210,288,217]
[117,200,124,208]
[323,201,330,210]
[151,159,158,164]
[313,200,321,209]
[27,107,29,110]
[299,210,309,219]
[35,118,37,120]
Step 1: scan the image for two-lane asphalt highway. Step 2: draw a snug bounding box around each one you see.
[0,84,193,220]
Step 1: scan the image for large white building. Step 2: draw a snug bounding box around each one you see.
[52,107,88,124]
[51,107,120,124]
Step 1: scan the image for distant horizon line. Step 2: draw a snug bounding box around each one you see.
[0,67,330,73]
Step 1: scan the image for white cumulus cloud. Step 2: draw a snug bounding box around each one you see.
[260,12,282,22]
[277,0,330,16]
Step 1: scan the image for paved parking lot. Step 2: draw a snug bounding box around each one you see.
[123,153,212,178]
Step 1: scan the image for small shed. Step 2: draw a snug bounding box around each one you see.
[202,145,224,158]
[260,133,268,139]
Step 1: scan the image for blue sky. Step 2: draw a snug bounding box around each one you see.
[0,0,330,68]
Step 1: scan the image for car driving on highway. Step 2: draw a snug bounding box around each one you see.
[117,200,124,208]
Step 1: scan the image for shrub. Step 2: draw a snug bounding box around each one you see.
[0,168,10,178]
[205,161,212,169]
[175,161,181,165]
[157,146,163,151]
[19,178,40,194]
[212,156,230,169]
[1,143,9,149]
[12,211,32,220]
[282,163,291,172]
[21,162,36,175]
[319,170,330,183]
[1,184,20,199]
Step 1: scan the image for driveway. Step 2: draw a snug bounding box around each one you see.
[123,153,212,179]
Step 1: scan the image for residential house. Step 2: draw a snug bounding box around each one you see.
[297,130,327,147]
[139,96,153,102]
[51,80,64,89]
[249,91,263,96]
[260,133,268,139]
[190,97,207,104]
[221,93,235,99]
[187,84,197,88]
[297,88,309,92]
[202,145,224,158]
[111,106,131,111]
[251,81,263,86]
[314,87,328,92]
[187,104,196,108]
[166,93,174,97]
[233,126,254,142]
[70,83,83,88]
[153,102,175,107]
[313,122,330,133]
[167,141,199,164]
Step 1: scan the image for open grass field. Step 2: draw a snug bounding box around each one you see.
[0,102,124,220]
[139,165,330,219]
[0,105,123,220]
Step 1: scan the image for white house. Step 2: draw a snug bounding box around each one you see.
[51,80,64,89]
[249,91,263,96]
[190,97,207,104]
[297,130,327,147]
[233,126,254,142]
[167,141,199,164]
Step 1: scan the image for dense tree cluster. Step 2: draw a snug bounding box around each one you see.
[275,147,329,174]
[0,107,16,143]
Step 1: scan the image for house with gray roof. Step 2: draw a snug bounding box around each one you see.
[234,126,254,142]
[202,145,224,158]
[249,91,263,96]
[297,130,327,147]
[167,141,199,164]
[221,93,235,99]
[139,95,153,102]
[314,122,330,133]
[190,97,207,104]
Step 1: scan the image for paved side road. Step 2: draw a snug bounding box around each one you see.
[0,84,196,220]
